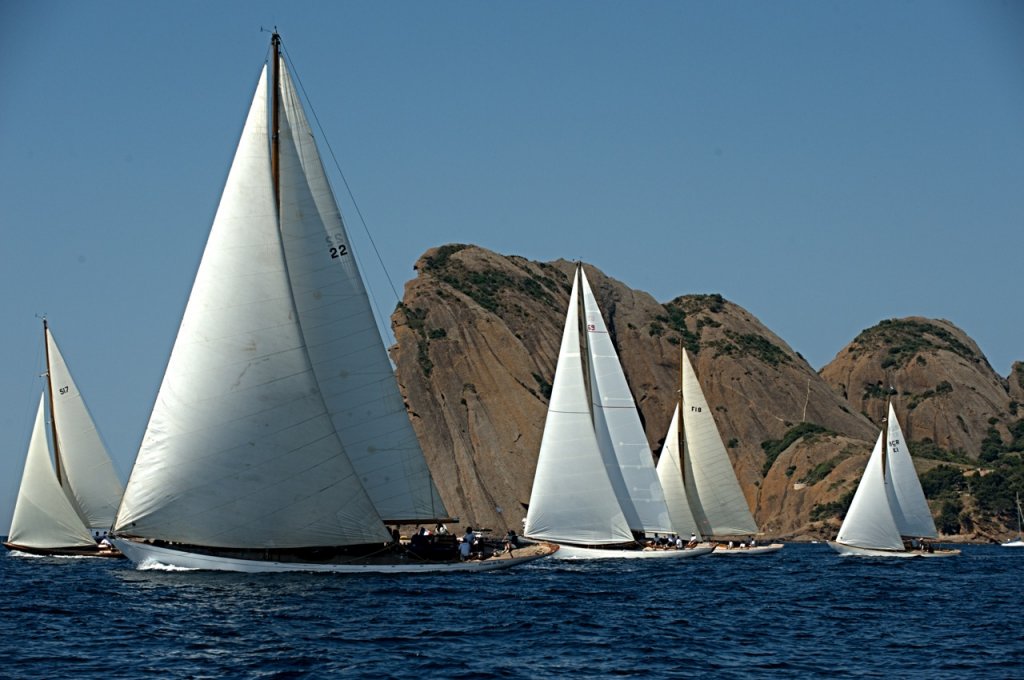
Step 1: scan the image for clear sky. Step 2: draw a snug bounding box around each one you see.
[2,1,1021,532]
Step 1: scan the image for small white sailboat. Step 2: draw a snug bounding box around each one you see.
[523,265,712,560]
[828,403,959,558]
[655,349,783,556]
[4,320,124,557]
[1001,494,1024,548]
[109,34,556,573]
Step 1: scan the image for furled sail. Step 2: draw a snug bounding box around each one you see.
[114,65,389,548]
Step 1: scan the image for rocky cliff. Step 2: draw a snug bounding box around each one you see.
[389,245,1022,540]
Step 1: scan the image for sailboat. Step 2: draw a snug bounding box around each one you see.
[4,320,124,557]
[1001,493,1024,548]
[523,264,712,560]
[655,349,783,556]
[828,403,959,557]
[108,34,556,573]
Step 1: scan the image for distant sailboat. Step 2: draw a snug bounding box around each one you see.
[524,265,712,559]
[109,34,555,572]
[655,349,783,556]
[1001,494,1024,548]
[828,403,959,558]
[4,320,124,557]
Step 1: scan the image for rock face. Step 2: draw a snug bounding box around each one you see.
[389,245,1021,539]
[819,318,1016,456]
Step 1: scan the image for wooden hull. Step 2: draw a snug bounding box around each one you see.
[3,541,124,558]
[827,541,960,558]
[710,543,785,556]
[111,538,557,573]
[550,543,714,560]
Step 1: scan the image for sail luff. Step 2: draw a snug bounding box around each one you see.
[524,271,634,545]
[113,65,388,549]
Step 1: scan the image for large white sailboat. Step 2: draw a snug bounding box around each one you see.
[4,320,124,557]
[524,265,712,559]
[109,34,555,573]
[828,403,959,558]
[656,349,782,556]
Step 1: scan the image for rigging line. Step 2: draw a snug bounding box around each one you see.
[278,39,402,347]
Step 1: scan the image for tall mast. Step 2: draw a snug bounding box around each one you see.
[271,32,281,217]
[42,318,64,486]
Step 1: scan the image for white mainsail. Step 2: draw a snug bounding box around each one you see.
[885,403,937,539]
[580,269,673,536]
[45,326,124,531]
[679,350,758,537]
[834,431,905,551]
[7,396,98,550]
[655,406,701,538]
[524,272,634,545]
[114,64,390,549]
[275,62,446,524]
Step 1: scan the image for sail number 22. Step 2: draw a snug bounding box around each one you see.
[326,232,349,259]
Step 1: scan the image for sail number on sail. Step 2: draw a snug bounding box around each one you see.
[327,232,349,259]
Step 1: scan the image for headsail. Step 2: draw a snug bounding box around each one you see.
[114,63,389,549]
[835,431,904,551]
[7,396,97,550]
[655,405,701,538]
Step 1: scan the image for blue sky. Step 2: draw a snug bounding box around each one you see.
[1,1,1022,532]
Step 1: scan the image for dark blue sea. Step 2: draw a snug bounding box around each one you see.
[1,543,1020,678]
